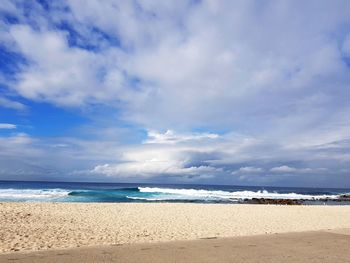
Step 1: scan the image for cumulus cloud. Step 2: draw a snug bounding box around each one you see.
[7,25,129,107]
[82,130,339,185]
[1,1,349,129]
[90,162,219,179]
[86,130,223,179]
[0,127,347,186]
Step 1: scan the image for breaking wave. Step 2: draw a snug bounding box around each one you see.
[0,188,70,201]
[0,184,347,203]
[136,187,339,201]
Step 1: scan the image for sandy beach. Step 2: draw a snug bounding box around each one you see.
[1,230,350,263]
[1,202,350,254]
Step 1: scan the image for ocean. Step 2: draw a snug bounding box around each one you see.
[0,180,350,204]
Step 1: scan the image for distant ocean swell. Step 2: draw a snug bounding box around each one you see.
[0,186,347,203]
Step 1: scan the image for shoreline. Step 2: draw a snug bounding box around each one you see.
[1,202,350,253]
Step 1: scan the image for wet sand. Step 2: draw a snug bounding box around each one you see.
[1,230,350,263]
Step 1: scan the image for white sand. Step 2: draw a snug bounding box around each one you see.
[1,202,350,253]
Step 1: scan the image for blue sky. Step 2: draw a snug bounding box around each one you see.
[1,0,350,187]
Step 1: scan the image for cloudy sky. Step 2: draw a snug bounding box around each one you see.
[0,0,350,187]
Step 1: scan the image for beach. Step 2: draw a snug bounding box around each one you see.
[1,230,350,263]
[1,202,350,254]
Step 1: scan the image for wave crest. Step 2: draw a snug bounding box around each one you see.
[0,188,70,201]
[138,187,338,200]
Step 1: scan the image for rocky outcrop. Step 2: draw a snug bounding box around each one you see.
[245,198,302,205]
[242,194,350,205]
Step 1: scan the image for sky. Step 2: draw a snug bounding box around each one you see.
[0,0,350,187]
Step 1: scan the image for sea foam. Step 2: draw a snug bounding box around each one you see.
[138,187,339,200]
[0,188,70,201]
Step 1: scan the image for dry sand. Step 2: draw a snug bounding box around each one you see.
[1,230,350,263]
[1,202,350,254]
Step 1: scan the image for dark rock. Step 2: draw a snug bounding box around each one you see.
[245,198,301,205]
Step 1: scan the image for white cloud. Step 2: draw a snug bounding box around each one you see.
[0,123,16,129]
[233,166,263,174]
[0,133,41,160]
[2,0,350,131]
[270,165,297,173]
[145,130,219,144]
[1,1,350,186]
[270,165,327,174]
[88,133,223,178]
[8,25,130,107]
[0,127,346,186]
[0,97,26,110]
[90,162,220,178]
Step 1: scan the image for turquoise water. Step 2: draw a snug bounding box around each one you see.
[0,181,349,204]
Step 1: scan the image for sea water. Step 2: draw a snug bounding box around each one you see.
[0,180,349,204]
